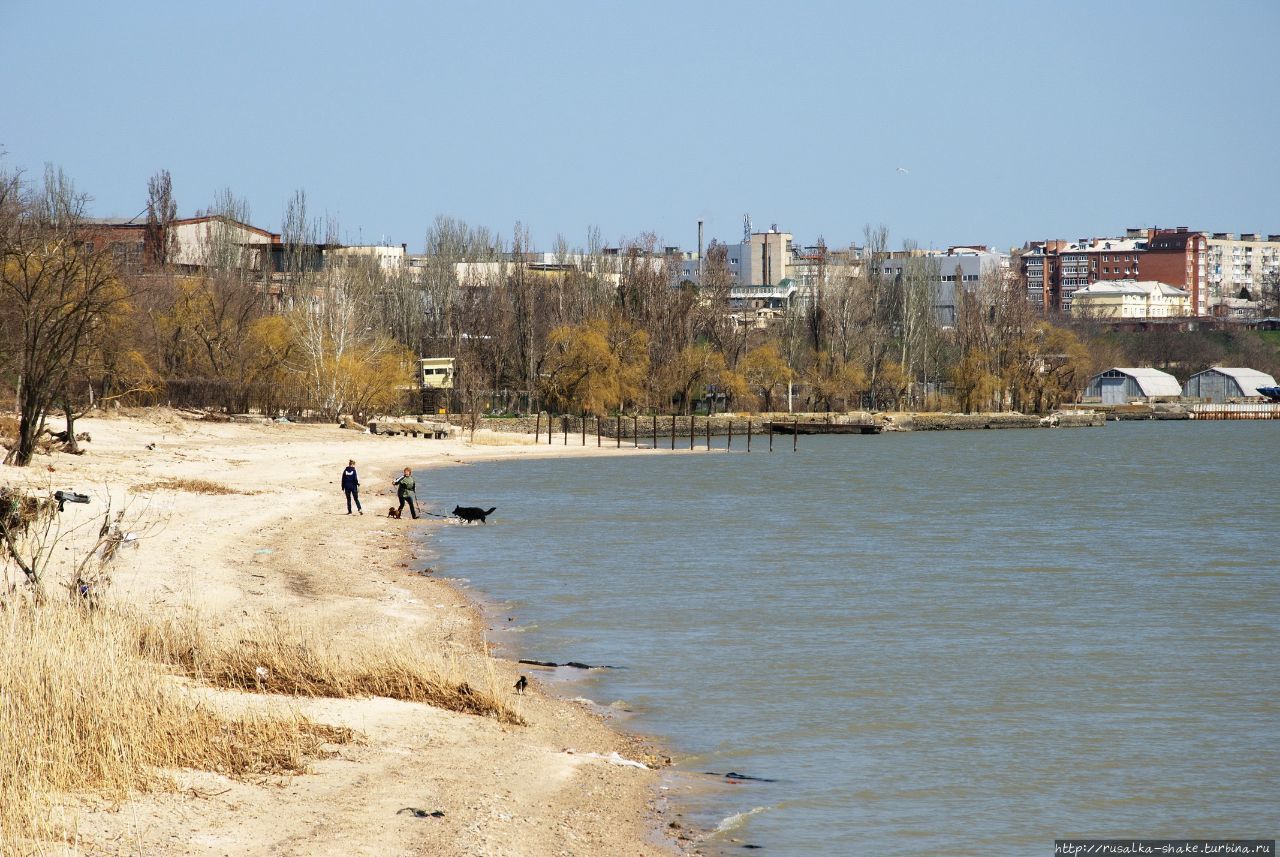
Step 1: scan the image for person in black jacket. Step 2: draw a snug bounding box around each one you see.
[341,459,363,515]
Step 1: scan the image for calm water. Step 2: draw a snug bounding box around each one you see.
[420,422,1278,855]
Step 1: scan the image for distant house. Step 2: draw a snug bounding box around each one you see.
[1183,367,1279,403]
[168,216,281,272]
[1083,368,1182,404]
[1070,280,1191,319]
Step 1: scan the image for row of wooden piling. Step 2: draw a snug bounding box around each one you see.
[532,414,799,452]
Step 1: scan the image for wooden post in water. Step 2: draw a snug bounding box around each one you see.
[705,416,711,451]
[727,419,733,451]
[563,415,568,446]
[581,415,586,446]
[689,415,695,450]
[652,414,658,449]
[793,419,798,452]
[535,412,541,444]
[548,414,553,444]
[746,419,752,452]
[616,416,621,448]
[670,414,676,450]
[768,421,773,453]
[633,415,638,448]
[596,416,601,448]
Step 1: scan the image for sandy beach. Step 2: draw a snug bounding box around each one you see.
[3,411,689,856]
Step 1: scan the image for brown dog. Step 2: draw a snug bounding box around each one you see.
[387,507,402,519]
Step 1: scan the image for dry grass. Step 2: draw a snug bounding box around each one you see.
[465,428,538,446]
[138,614,525,725]
[0,603,355,855]
[131,476,246,495]
[0,414,18,445]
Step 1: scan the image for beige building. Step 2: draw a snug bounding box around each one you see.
[1070,280,1191,319]
[1203,233,1280,307]
[168,215,279,271]
[326,244,407,272]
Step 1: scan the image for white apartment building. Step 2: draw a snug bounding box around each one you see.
[1203,233,1280,306]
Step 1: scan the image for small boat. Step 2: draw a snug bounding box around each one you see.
[1257,386,1280,403]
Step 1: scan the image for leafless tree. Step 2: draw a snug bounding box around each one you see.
[144,169,178,268]
[1,167,131,465]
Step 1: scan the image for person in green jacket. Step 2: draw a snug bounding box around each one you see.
[393,467,418,519]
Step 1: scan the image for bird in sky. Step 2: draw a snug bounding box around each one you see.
[896,166,909,174]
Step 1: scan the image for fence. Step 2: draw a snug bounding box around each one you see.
[531,414,804,452]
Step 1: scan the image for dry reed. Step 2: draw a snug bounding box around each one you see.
[0,604,354,854]
[131,477,246,495]
[137,615,524,725]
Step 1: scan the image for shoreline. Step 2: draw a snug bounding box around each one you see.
[3,411,687,856]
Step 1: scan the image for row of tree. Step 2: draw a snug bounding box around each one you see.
[12,163,1274,467]
[0,167,417,465]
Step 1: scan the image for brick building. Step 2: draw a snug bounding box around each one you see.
[1022,235,1146,313]
[1141,227,1208,315]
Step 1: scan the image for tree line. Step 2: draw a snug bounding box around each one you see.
[7,163,1276,467]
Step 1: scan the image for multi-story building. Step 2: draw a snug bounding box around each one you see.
[1021,235,1146,313]
[1025,227,1280,317]
[1203,233,1280,307]
[1140,228,1209,315]
[881,247,1009,326]
[1069,280,1191,319]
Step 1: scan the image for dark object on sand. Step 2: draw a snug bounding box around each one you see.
[514,675,527,694]
[397,807,444,818]
[54,490,90,512]
[452,505,496,524]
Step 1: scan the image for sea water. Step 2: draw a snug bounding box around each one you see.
[421,421,1278,855]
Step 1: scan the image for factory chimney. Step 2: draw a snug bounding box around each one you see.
[697,219,704,284]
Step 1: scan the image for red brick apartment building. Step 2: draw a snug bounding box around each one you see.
[1021,226,1233,315]
[1140,227,1208,315]
[1021,233,1147,313]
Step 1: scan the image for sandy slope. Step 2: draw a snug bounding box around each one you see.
[3,412,691,856]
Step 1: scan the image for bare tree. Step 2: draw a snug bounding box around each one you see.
[1,167,131,465]
[144,169,178,268]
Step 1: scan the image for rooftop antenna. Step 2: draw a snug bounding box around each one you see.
[743,213,752,244]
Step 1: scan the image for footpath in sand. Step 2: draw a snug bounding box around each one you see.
[5,412,691,857]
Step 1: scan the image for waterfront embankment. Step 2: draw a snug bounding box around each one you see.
[0,411,683,856]
[446,408,1106,440]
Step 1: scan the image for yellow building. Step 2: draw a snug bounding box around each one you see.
[419,358,455,390]
[1070,280,1191,319]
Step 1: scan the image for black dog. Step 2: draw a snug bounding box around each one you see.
[514,675,527,694]
[452,505,496,524]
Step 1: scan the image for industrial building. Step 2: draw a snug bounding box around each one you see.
[1183,368,1279,403]
[1083,368,1182,404]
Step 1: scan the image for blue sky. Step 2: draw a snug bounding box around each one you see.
[3,0,1277,252]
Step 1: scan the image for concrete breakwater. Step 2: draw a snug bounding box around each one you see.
[440,410,1104,439]
[903,411,1105,430]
